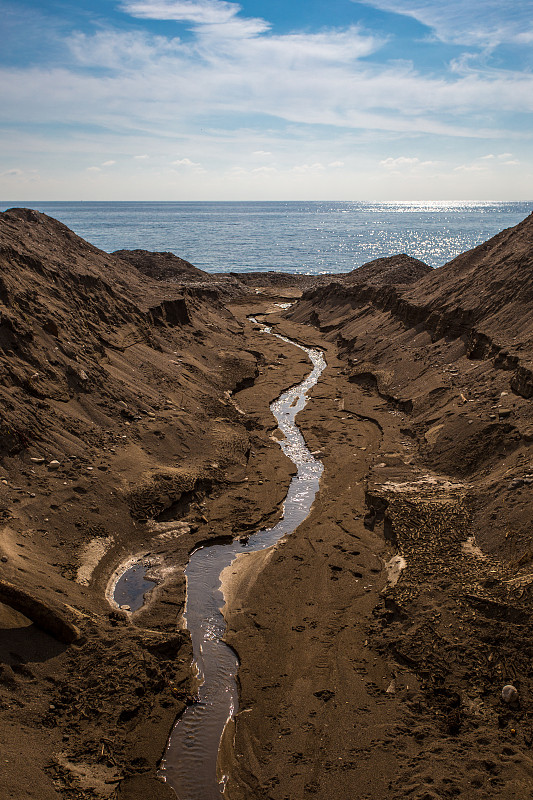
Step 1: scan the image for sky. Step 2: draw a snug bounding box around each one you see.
[0,0,532,200]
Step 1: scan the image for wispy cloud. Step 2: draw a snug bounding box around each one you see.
[1,0,532,199]
[121,0,242,25]
[357,1,533,47]
[2,19,531,146]
[380,156,420,168]
[454,153,520,171]
[0,167,40,182]
[172,157,202,168]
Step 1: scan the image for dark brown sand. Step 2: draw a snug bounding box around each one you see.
[1,208,533,799]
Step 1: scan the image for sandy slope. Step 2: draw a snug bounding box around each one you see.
[220,217,533,800]
[1,208,533,800]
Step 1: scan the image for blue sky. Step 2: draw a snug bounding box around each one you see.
[1,0,532,200]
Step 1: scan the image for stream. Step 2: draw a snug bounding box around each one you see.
[114,322,326,798]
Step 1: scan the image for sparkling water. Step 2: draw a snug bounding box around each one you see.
[1,200,531,274]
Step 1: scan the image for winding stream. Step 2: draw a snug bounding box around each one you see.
[115,322,326,798]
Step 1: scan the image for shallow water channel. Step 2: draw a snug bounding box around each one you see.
[115,322,326,798]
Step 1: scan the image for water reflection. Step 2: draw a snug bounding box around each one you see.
[159,323,326,798]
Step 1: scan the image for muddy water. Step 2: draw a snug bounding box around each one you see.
[113,564,153,612]
[116,323,326,798]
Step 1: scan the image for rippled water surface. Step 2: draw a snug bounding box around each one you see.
[158,323,326,798]
[2,200,530,273]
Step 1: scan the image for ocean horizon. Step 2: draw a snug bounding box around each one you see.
[1,200,531,275]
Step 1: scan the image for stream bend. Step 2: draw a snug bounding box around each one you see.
[158,322,326,798]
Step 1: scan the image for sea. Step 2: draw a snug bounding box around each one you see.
[1,200,531,275]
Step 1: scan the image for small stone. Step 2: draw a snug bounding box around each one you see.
[1,556,8,563]
[120,604,131,612]
[509,479,524,490]
[501,684,519,703]
[30,457,45,464]
[1,479,8,485]
[48,460,61,470]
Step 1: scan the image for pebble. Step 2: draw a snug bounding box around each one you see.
[30,457,45,464]
[48,460,60,470]
[501,684,519,703]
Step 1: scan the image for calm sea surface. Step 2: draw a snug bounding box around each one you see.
[1,201,531,275]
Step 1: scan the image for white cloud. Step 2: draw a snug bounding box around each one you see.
[455,153,521,172]
[481,152,516,161]
[86,166,101,172]
[454,163,487,172]
[357,1,533,47]
[121,0,241,25]
[2,4,530,153]
[380,156,420,168]
[1,0,532,201]
[2,53,531,147]
[0,167,40,183]
[172,157,201,167]
[292,163,326,174]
